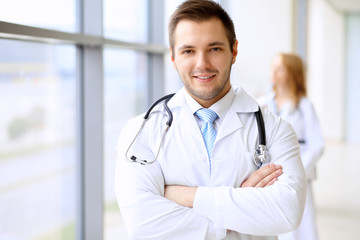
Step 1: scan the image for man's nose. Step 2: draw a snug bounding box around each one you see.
[195,52,210,69]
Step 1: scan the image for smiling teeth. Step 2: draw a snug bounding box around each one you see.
[198,76,212,80]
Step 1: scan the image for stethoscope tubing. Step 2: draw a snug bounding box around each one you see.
[254,107,266,146]
[145,93,175,124]
[126,93,269,168]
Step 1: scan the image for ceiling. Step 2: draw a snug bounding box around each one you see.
[327,0,360,13]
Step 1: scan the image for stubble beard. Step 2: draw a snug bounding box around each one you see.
[179,62,233,103]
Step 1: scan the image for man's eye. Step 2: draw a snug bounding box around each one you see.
[182,50,193,54]
[211,47,221,52]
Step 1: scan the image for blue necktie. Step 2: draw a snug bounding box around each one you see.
[196,108,218,172]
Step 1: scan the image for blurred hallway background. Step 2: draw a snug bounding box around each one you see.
[314,140,360,240]
[0,0,359,239]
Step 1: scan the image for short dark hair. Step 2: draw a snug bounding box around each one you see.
[168,0,236,55]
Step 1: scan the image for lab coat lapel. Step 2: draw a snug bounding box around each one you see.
[178,104,202,138]
[216,108,243,141]
[167,88,203,140]
[216,87,258,142]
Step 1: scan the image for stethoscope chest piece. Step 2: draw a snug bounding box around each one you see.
[253,144,271,168]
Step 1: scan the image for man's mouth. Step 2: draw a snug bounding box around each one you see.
[193,74,216,80]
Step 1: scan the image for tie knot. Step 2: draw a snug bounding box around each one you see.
[196,108,218,124]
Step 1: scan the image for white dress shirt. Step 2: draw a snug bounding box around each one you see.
[115,87,307,240]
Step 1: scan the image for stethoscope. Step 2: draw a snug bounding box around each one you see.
[125,93,270,168]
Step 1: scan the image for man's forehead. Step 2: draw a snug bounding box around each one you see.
[175,17,223,31]
[173,18,229,48]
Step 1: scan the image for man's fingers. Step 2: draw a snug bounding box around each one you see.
[265,177,278,187]
[241,164,282,188]
[255,167,282,187]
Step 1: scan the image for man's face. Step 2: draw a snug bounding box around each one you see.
[170,18,238,108]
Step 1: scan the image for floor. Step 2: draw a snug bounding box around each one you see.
[313,140,360,240]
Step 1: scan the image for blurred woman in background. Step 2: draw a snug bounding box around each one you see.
[259,53,325,240]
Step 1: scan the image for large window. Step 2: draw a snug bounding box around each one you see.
[0,0,77,32]
[103,49,148,239]
[0,39,77,240]
[0,0,167,239]
[103,1,164,238]
[104,0,148,43]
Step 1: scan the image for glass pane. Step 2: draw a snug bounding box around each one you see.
[0,39,77,240]
[104,49,148,240]
[0,0,77,32]
[104,0,148,43]
[164,0,186,46]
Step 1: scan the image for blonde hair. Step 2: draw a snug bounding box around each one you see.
[273,53,307,106]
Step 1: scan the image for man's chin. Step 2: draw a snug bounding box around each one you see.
[193,89,220,101]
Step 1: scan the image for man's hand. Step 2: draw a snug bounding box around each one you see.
[164,185,197,208]
[241,164,282,188]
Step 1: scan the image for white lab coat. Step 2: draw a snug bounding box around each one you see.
[115,87,307,240]
[258,93,324,240]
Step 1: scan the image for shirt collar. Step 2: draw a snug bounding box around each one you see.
[168,86,259,113]
[184,87,235,120]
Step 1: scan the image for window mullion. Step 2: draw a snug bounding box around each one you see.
[77,0,104,239]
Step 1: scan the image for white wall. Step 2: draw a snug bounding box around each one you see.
[346,14,360,142]
[227,0,294,98]
[307,0,345,141]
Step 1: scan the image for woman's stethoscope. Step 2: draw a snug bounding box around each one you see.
[125,93,270,168]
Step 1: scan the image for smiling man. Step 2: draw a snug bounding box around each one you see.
[115,1,307,239]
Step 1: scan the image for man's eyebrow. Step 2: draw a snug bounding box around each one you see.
[208,41,226,47]
[177,44,195,51]
[177,41,226,51]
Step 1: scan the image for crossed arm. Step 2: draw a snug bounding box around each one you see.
[165,163,283,208]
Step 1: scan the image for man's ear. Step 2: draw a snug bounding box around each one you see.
[170,47,175,62]
[170,47,176,69]
[232,40,238,64]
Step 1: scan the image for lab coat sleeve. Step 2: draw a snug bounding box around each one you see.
[193,110,307,236]
[115,118,227,240]
[299,100,325,178]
